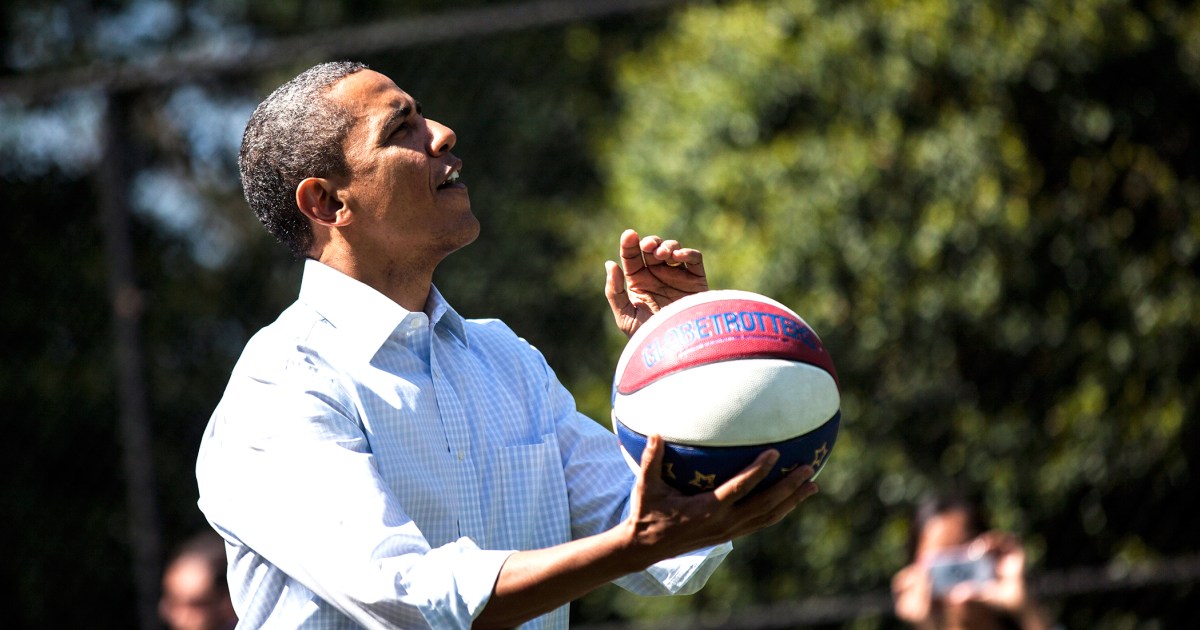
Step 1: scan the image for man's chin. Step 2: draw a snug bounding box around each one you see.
[441,214,481,256]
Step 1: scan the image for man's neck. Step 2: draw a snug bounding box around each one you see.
[315,250,434,313]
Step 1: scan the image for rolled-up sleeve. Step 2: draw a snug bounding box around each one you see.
[197,360,511,629]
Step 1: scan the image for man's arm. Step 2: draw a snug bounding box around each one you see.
[474,434,818,629]
[198,368,515,629]
[477,228,810,627]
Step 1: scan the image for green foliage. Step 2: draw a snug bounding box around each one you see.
[5,0,1200,626]
[569,0,1200,624]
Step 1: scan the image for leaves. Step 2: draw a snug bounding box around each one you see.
[570,0,1200,623]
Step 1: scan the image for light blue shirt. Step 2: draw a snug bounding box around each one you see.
[196,259,730,629]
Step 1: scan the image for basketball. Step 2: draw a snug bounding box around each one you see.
[611,290,840,495]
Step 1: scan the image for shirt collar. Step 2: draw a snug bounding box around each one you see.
[425,284,468,345]
[297,259,468,361]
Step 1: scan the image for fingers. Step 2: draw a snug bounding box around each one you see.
[892,564,920,593]
[605,259,641,338]
[760,465,819,517]
[712,452,819,513]
[618,228,647,278]
[604,259,629,312]
[712,449,780,503]
[975,531,1020,556]
[649,239,703,268]
[619,229,705,277]
[638,434,666,488]
[753,474,819,530]
[712,453,820,517]
[944,582,980,605]
[893,564,934,623]
[972,532,1024,573]
[639,236,703,272]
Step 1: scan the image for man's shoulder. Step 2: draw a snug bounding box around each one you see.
[234,302,334,373]
[461,315,515,338]
[461,316,540,355]
[458,316,563,388]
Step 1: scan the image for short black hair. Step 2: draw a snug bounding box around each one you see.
[238,61,368,258]
[907,490,991,559]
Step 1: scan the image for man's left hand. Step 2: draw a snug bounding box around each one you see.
[605,229,707,338]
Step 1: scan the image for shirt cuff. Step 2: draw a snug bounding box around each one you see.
[613,541,733,596]
[650,541,733,594]
[398,538,514,627]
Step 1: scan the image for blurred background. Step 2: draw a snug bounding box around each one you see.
[2,0,1198,628]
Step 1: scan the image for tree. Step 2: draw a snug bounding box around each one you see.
[569,0,1200,626]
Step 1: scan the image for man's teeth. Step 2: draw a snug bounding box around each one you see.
[445,171,460,184]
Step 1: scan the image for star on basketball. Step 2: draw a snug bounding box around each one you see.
[811,442,830,468]
[688,470,716,490]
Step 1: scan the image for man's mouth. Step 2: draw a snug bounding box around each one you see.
[437,170,461,190]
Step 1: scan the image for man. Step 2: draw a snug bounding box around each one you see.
[159,532,238,630]
[197,61,818,629]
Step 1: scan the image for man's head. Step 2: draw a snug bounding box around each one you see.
[239,61,366,258]
[239,62,476,268]
[159,532,237,630]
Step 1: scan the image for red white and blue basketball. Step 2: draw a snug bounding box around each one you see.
[612,290,840,495]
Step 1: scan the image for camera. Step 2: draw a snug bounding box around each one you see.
[928,547,995,596]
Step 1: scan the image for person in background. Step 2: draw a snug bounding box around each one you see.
[159,531,237,630]
[892,493,1054,630]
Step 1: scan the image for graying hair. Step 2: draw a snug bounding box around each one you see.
[238,61,368,258]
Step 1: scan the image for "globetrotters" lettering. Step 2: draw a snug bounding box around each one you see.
[640,310,819,368]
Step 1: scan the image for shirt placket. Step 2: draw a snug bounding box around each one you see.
[428,324,485,542]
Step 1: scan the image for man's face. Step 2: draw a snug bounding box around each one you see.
[325,69,478,266]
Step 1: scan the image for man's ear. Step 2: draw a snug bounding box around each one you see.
[296,177,352,227]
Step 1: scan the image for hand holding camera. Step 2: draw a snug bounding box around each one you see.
[893,530,1051,629]
[927,542,996,597]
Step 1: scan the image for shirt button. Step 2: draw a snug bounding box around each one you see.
[457,450,465,461]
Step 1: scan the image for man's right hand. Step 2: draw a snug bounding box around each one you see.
[622,434,819,564]
[473,434,817,630]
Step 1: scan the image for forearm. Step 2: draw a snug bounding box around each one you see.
[471,436,816,628]
[473,522,653,629]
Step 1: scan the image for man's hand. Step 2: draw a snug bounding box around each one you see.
[623,435,818,562]
[605,229,708,338]
[473,435,815,630]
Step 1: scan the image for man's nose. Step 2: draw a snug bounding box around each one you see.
[426,119,456,156]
